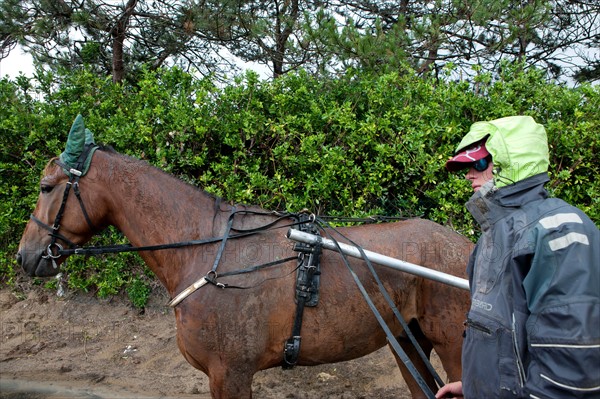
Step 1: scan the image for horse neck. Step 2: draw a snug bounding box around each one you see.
[93,150,226,293]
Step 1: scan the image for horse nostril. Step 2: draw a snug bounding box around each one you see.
[16,251,22,266]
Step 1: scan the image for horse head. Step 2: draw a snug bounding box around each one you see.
[17,115,106,277]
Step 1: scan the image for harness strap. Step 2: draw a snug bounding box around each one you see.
[210,206,236,274]
[169,255,299,308]
[355,239,445,389]
[202,255,299,288]
[230,210,297,234]
[317,218,443,397]
[211,256,299,280]
[167,206,236,307]
[282,265,316,368]
[170,255,302,307]
[317,218,445,388]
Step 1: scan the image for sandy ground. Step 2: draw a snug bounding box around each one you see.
[0,285,446,399]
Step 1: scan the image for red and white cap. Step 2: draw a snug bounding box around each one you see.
[445,142,490,171]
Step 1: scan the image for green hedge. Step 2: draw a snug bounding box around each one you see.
[1,65,598,306]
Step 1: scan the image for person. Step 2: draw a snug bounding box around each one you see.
[436,115,600,398]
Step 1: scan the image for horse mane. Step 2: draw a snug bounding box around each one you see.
[44,144,244,226]
[97,144,117,153]
[95,145,229,219]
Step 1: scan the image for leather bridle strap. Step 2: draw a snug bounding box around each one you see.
[30,213,78,249]
[71,179,96,232]
[53,158,97,233]
[31,157,97,263]
[39,176,77,262]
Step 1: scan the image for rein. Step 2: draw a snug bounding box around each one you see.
[45,208,310,257]
[314,217,442,398]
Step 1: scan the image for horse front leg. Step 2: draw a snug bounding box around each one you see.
[208,364,255,399]
[176,335,256,398]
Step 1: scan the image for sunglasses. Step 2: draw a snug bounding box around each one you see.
[472,157,491,172]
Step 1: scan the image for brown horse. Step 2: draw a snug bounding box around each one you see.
[17,117,472,398]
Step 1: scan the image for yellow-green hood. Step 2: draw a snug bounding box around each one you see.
[455,116,549,187]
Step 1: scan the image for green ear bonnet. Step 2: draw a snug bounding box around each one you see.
[59,114,99,177]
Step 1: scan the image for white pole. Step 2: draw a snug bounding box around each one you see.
[286,229,470,291]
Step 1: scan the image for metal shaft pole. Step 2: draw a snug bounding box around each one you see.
[286,229,469,291]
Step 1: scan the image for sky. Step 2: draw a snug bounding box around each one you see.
[0,47,271,81]
[1,45,595,86]
[0,49,35,79]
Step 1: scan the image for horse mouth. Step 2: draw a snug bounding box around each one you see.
[17,247,62,277]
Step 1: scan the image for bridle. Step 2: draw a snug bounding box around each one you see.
[30,149,98,269]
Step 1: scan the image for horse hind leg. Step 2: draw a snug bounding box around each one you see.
[389,319,437,399]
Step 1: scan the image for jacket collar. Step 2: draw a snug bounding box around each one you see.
[466,173,550,230]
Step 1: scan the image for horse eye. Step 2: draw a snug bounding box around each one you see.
[40,184,54,194]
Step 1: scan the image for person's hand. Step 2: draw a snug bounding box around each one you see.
[435,381,463,398]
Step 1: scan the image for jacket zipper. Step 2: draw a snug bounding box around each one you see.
[512,313,526,387]
[464,318,492,335]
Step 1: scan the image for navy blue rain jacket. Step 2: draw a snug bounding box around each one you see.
[461,173,600,398]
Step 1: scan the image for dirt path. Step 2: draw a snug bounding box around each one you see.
[0,286,445,398]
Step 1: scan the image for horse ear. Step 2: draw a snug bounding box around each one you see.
[85,128,95,146]
[61,114,86,166]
